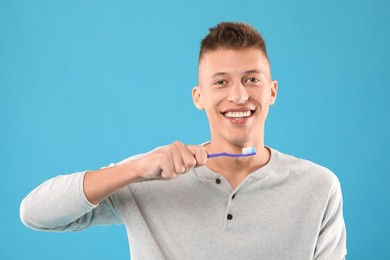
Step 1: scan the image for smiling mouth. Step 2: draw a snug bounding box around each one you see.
[221,110,256,120]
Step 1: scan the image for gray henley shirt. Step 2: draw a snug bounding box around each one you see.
[20,147,347,259]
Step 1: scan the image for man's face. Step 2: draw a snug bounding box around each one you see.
[193,47,277,147]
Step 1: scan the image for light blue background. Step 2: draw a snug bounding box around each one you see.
[1,0,389,259]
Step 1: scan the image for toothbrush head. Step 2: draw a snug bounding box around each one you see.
[242,146,256,155]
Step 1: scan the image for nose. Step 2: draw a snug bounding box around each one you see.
[227,82,249,104]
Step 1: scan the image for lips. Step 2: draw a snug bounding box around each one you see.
[224,110,252,118]
[221,109,256,121]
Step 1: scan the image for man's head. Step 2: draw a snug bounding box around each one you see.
[193,22,277,150]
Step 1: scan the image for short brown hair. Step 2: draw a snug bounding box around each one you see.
[199,22,268,62]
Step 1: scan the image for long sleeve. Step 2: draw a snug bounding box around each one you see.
[314,177,347,259]
[20,171,122,232]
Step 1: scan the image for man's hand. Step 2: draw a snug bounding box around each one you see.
[134,141,208,180]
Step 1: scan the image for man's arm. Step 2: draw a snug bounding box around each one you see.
[83,141,207,205]
[314,177,347,259]
[20,141,207,230]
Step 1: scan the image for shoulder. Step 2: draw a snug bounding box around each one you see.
[271,148,339,184]
[269,147,342,205]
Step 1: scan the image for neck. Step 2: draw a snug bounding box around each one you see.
[204,139,270,188]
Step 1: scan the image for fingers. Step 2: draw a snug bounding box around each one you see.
[188,145,208,167]
[171,142,187,175]
[159,141,208,180]
[159,152,176,179]
[173,141,197,173]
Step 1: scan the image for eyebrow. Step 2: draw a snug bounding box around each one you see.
[210,70,263,79]
[243,69,262,75]
[210,72,228,79]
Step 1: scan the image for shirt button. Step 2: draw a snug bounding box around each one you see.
[227,214,233,220]
[215,178,221,184]
[232,194,236,199]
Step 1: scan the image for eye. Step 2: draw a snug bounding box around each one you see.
[246,77,260,83]
[214,80,227,85]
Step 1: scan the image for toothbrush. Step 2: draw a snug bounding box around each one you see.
[207,147,257,158]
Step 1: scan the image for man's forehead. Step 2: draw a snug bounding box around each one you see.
[199,47,268,65]
[198,48,271,78]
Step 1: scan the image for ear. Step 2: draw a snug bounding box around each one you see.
[270,80,278,105]
[192,86,205,110]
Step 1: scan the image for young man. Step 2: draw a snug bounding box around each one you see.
[20,22,347,259]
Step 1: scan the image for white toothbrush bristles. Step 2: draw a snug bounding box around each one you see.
[242,147,256,155]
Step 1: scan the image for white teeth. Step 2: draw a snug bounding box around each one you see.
[224,111,251,118]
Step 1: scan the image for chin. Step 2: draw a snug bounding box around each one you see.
[225,136,252,147]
